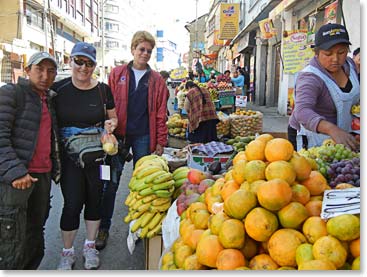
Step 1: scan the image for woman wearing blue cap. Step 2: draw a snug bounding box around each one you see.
[52,42,117,270]
[288,23,360,151]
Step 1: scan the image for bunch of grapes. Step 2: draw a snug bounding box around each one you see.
[327,157,360,188]
[317,143,357,163]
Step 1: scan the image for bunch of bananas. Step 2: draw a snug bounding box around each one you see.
[124,155,174,238]
[172,166,190,199]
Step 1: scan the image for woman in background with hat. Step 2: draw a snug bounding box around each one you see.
[52,42,117,270]
[289,23,360,151]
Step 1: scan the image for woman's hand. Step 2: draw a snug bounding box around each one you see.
[104,118,117,134]
[155,144,164,156]
[330,128,359,151]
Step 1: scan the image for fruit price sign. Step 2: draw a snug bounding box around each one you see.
[235,95,247,108]
[321,188,360,219]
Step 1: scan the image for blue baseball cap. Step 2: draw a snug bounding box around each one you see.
[314,23,351,50]
[71,42,96,63]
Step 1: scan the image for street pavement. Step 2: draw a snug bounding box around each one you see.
[38,85,289,270]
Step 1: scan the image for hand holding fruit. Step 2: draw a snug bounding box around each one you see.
[104,118,117,134]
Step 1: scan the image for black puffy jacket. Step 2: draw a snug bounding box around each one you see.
[0,77,61,185]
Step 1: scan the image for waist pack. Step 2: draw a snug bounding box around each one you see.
[64,128,106,168]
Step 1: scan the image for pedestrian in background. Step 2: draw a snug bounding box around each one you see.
[216,69,231,83]
[231,69,245,96]
[0,52,60,269]
[184,80,219,143]
[352,47,360,81]
[52,42,118,270]
[289,23,359,151]
[199,71,208,83]
[97,30,169,250]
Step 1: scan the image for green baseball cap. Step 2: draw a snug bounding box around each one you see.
[27,52,57,68]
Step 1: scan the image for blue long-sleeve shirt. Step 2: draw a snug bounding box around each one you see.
[231,75,244,87]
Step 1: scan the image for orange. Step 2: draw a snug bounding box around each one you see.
[196,234,224,268]
[255,133,274,143]
[257,179,292,211]
[326,214,360,241]
[218,218,245,249]
[183,254,206,270]
[265,160,296,185]
[244,207,279,242]
[268,228,306,267]
[232,150,247,166]
[302,216,328,244]
[208,211,230,235]
[231,159,247,184]
[312,235,347,269]
[240,236,258,260]
[244,160,267,183]
[349,238,360,258]
[298,259,336,270]
[304,200,322,216]
[277,201,309,229]
[245,139,266,161]
[249,254,279,270]
[295,243,314,266]
[220,180,240,201]
[216,249,246,270]
[301,171,327,196]
[186,229,205,251]
[289,152,312,181]
[291,184,310,205]
[174,244,193,268]
[223,189,257,219]
[264,138,294,162]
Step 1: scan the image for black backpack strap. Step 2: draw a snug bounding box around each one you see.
[98,82,107,121]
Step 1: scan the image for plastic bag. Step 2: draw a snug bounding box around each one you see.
[101,132,118,155]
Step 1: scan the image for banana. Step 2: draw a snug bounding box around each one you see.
[146,216,165,238]
[140,211,156,228]
[135,154,159,169]
[152,179,175,191]
[137,202,151,212]
[128,176,137,189]
[124,192,134,206]
[153,172,173,184]
[139,187,155,196]
[172,166,190,179]
[124,213,132,223]
[128,197,138,208]
[139,160,165,171]
[151,197,171,206]
[174,178,187,188]
[134,179,151,192]
[131,198,144,210]
[144,170,167,184]
[154,189,173,198]
[141,194,159,204]
[173,170,189,181]
[136,166,163,180]
[147,212,164,230]
[149,201,171,213]
[131,209,145,220]
[130,178,145,191]
[139,224,150,238]
[131,216,144,233]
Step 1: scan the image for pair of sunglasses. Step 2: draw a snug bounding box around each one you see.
[72,57,95,68]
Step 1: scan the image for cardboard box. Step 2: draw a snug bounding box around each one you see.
[145,235,163,270]
[187,144,232,171]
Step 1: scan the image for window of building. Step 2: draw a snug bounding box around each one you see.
[106,22,119,32]
[63,0,68,13]
[25,4,44,30]
[107,40,119,48]
[156,30,164,38]
[157,47,163,62]
[106,4,119,13]
[208,17,215,34]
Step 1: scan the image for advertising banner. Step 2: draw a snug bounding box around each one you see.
[324,0,338,24]
[282,30,314,74]
[219,3,239,40]
[259,18,276,39]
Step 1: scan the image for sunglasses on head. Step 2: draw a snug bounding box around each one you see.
[72,57,95,68]
[137,47,152,55]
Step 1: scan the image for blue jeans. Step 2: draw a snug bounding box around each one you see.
[99,134,150,231]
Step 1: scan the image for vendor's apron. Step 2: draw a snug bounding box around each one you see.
[296,61,359,150]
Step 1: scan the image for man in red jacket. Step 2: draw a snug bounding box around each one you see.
[95,30,169,249]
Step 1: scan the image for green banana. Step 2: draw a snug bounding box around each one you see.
[173,168,190,180]
[128,176,137,189]
[140,211,156,228]
[153,172,173,184]
[146,216,165,238]
[139,187,155,196]
[134,179,151,192]
[174,178,188,188]
[147,212,164,230]
[152,179,175,191]
[172,166,189,176]
[136,166,163,180]
[154,189,173,198]
[144,170,167,184]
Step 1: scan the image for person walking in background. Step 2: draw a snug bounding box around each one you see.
[52,42,118,270]
[352,47,360,81]
[289,23,359,151]
[231,69,245,96]
[0,52,60,269]
[97,30,169,250]
[199,71,208,83]
[184,81,219,143]
[216,70,231,83]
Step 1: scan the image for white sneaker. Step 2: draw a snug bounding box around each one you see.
[83,243,100,270]
[57,251,76,270]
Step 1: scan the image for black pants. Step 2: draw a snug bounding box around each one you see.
[0,172,51,269]
[188,119,219,143]
[287,125,308,150]
[59,155,103,231]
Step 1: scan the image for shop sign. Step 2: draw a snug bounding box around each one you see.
[282,29,314,74]
[238,33,249,52]
[259,18,276,39]
[219,3,240,40]
[324,0,338,24]
[321,188,360,219]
